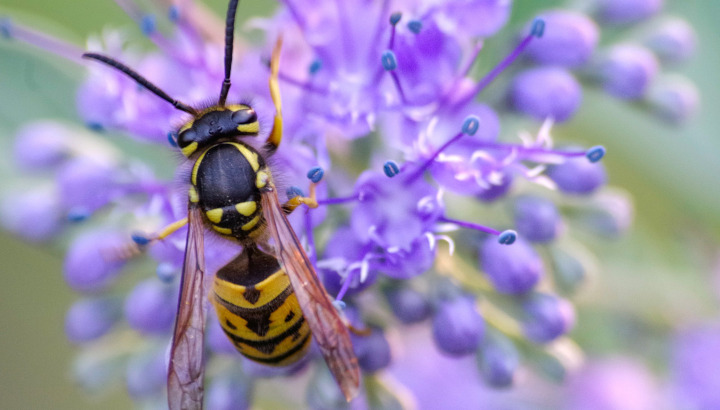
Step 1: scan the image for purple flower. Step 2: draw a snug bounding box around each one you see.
[477,332,520,388]
[1,189,63,242]
[63,230,129,292]
[385,286,432,324]
[643,17,697,64]
[352,327,392,373]
[126,348,167,398]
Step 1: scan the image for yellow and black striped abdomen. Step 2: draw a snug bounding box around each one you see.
[210,247,311,366]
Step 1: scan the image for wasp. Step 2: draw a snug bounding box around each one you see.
[83,1,360,408]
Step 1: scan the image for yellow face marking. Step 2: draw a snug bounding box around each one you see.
[256,171,269,189]
[178,120,194,134]
[188,186,199,203]
[206,208,223,224]
[181,141,198,157]
[212,225,232,235]
[241,215,261,231]
[237,122,260,134]
[235,201,257,216]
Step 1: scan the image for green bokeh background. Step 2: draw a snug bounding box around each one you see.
[0,1,718,409]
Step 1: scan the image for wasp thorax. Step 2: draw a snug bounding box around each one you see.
[177,105,260,157]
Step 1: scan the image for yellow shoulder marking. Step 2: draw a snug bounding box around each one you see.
[235,201,257,216]
[206,208,223,224]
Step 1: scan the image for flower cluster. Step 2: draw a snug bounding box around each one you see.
[0,0,699,408]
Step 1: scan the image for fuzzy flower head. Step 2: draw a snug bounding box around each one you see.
[0,0,699,407]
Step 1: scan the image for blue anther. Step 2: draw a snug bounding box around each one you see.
[462,115,481,136]
[408,20,422,34]
[389,12,402,26]
[585,145,606,163]
[168,5,181,23]
[131,232,151,246]
[498,230,517,245]
[140,14,156,36]
[381,50,397,71]
[308,59,322,75]
[67,207,90,222]
[156,263,176,283]
[167,132,178,147]
[383,160,400,178]
[307,166,324,183]
[333,300,347,311]
[286,186,304,199]
[86,122,104,132]
[531,18,545,38]
[0,18,12,39]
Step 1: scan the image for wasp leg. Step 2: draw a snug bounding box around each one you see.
[266,36,283,152]
[282,180,320,214]
[347,323,372,337]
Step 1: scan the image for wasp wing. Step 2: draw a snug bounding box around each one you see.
[167,203,207,410]
[261,187,361,401]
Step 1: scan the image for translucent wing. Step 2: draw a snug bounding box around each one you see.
[167,203,207,410]
[261,187,361,401]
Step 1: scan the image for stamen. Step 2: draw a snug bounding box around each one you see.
[67,207,90,222]
[381,50,407,104]
[316,194,360,206]
[383,160,401,178]
[286,186,305,199]
[0,18,84,63]
[460,18,546,105]
[307,167,324,183]
[389,12,402,49]
[131,232,152,246]
[168,5,181,23]
[140,14,156,36]
[156,262,176,283]
[277,70,329,95]
[586,146,606,163]
[408,115,479,181]
[439,216,502,236]
[407,20,423,34]
[498,230,517,245]
[308,59,322,75]
[335,268,357,302]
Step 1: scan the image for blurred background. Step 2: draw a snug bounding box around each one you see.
[0,0,718,409]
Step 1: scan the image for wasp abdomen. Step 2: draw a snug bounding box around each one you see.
[211,247,311,366]
[193,142,266,240]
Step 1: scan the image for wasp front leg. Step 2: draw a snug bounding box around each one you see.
[283,180,319,214]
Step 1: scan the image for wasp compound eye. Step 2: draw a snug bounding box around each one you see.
[232,109,257,124]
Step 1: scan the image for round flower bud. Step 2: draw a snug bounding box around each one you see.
[65,296,121,343]
[513,196,561,243]
[63,230,128,292]
[547,156,607,195]
[14,121,71,170]
[646,75,699,123]
[480,237,543,294]
[596,44,659,100]
[477,333,520,388]
[432,296,484,356]
[207,371,252,410]
[594,0,663,25]
[509,66,582,122]
[643,17,697,63]
[126,349,167,398]
[521,293,575,343]
[525,10,599,67]
[385,286,432,324]
[124,278,177,335]
[353,327,392,373]
[1,189,63,242]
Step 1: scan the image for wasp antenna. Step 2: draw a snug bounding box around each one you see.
[82,52,198,116]
[218,0,240,106]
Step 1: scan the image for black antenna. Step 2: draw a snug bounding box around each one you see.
[218,0,240,106]
[82,52,198,116]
